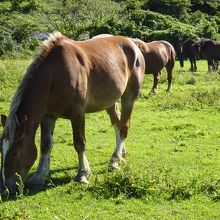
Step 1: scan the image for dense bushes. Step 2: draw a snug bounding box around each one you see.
[0,0,219,58]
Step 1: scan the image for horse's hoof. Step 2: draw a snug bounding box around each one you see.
[80,176,89,184]
[26,182,45,191]
[1,189,11,199]
[122,147,128,158]
[109,161,120,169]
[75,175,89,184]
[27,176,46,188]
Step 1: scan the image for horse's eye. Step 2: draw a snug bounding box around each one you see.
[11,152,18,158]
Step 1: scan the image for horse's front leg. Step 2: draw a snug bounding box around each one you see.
[27,115,56,187]
[71,113,91,184]
[193,59,197,71]
[189,59,193,71]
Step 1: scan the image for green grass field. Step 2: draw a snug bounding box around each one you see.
[0,59,220,219]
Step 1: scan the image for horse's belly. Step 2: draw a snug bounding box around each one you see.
[81,44,134,112]
[85,88,122,113]
[84,69,128,112]
[145,56,166,74]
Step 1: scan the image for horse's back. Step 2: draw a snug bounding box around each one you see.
[92,34,113,39]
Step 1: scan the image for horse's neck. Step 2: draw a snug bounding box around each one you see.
[17,103,44,138]
[17,73,50,136]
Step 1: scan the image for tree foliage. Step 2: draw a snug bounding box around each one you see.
[0,0,219,58]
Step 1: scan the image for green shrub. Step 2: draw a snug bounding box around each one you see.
[0,0,219,58]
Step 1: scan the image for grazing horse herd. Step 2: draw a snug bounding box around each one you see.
[0,32,219,197]
[179,38,220,72]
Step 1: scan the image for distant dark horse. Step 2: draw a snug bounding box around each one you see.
[0,33,145,196]
[132,39,176,93]
[179,39,200,72]
[197,38,220,72]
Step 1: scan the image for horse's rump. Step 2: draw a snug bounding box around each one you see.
[132,39,175,74]
[202,39,220,60]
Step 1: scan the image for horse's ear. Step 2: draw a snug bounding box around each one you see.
[17,115,27,138]
[1,114,7,127]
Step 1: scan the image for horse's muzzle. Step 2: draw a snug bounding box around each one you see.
[1,178,16,198]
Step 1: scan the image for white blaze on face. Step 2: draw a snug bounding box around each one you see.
[2,139,9,186]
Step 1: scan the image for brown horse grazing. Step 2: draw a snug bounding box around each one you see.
[0,32,145,196]
[197,38,220,72]
[132,39,176,93]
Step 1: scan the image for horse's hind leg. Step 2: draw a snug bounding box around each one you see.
[214,60,218,71]
[109,93,137,169]
[28,115,56,187]
[166,66,173,93]
[152,73,159,94]
[71,113,91,183]
[106,103,127,166]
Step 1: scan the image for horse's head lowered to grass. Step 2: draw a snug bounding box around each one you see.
[0,114,37,196]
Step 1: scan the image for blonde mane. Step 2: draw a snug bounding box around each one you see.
[4,32,64,144]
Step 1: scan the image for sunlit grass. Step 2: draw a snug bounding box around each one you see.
[0,59,220,219]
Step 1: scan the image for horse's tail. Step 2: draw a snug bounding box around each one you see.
[120,37,145,97]
[166,43,176,92]
[168,43,176,68]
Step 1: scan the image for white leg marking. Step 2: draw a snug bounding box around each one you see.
[28,150,51,185]
[2,139,10,186]
[78,152,91,181]
[113,125,126,158]
[75,152,91,184]
[28,130,54,185]
[37,152,51,178]
[113,124,120,144]
[79,152,90,172]
[110,125,125,169]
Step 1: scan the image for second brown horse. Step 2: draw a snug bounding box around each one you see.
[133,39,176,93]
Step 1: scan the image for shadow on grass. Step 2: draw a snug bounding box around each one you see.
[1,166,75,202]
[1,161,109,201]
